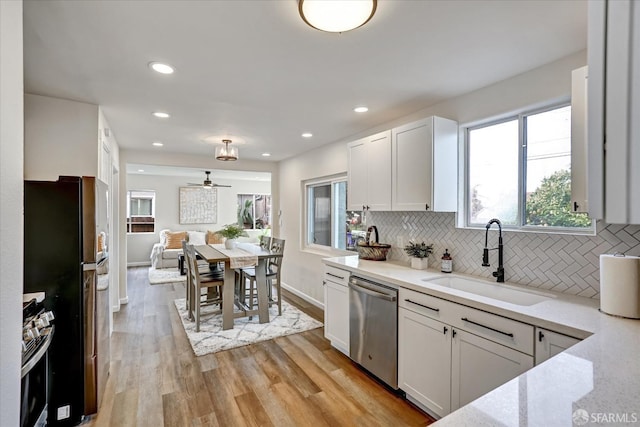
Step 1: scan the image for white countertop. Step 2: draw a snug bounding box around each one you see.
[323,256,640,426]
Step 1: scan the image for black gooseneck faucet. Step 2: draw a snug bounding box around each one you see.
[482,218,504,283]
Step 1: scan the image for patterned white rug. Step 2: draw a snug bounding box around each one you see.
[148,267,186,285]
[173,298,323,356]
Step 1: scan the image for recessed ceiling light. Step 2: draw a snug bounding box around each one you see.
[137,169,145,172]
[149,62,174,74]
[152,141,164,147]
[152,111,170,118]
[302,132,313,138]
[354,106,369,113]
[262,152,271,157]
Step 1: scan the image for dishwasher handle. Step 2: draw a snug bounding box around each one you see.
[349,280,397,302]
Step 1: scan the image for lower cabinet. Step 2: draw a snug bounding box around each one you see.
[534,327,581,365]
[398,290,535,418]
[451,329,534,411]
[399,307,452,418]
[323,267,350,355]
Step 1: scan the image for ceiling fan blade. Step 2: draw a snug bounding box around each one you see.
[211,184,232,188]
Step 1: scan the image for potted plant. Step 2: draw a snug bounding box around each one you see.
[404,241,434,270]
[217,223,248,249]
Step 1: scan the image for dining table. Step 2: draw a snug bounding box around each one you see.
[193,242,283,330]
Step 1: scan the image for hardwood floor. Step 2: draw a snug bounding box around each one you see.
[84,266,434,426]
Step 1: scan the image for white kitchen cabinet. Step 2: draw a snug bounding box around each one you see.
[399,307,452,418]
[451,328,534,411]
[534,328,581,365]
[347,130,392,211]
[323,265,350,355]
[391,117,458,212]
[588,0,640,223]
[571,66,589,214]
[397,287,534,418]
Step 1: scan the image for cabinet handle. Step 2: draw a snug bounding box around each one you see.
[452,329,457,338]
[366,205,370,210]
[322,280,326,286]
[326,272,345,280]
[538,330,545,342]
[573,201,579,211]
[461,317,514,338]
[425,203,430,211]
[443,326,448,335]
[405,299,440,312]
[363,205,366,211]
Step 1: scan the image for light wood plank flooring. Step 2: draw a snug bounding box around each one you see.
[84,266,434,426]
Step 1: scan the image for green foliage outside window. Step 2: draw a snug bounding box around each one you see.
[525,169,591,228]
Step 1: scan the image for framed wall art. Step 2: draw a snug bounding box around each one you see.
[179,187,217,224]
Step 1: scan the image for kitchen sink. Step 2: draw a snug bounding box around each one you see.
[421,276,555,306]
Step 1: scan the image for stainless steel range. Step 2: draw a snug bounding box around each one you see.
[21,296,55,427]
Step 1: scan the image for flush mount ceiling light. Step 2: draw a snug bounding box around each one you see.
[152,141,163,147]
[262,152,271,157]
[215,139,238,161]
[354,106,369,113]
[148,62,174,74]
[302,132,313,138]
[299,0,377,33]
[152,111,170,118]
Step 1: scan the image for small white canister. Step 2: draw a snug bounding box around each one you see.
[599,253,640,319]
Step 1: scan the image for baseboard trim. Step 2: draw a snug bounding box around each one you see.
[281,282,324,310]
[128,262,151,267]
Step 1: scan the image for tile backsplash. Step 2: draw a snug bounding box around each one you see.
[368,211,640,298]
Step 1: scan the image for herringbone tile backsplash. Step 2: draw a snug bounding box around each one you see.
[368,212,640,298]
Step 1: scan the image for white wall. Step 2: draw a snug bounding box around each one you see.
[278,50,587,306]
[24,94,99,180]
[126,172,271,265]
[0,1,24,424]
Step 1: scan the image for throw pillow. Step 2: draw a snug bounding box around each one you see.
[165,231,187,249]
[188,231,206,246]
[206,230,224,244]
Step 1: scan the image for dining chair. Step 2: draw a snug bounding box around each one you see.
[240,237,285,316]
[184,243,224,331]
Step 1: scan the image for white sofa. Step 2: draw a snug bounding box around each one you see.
[150,230,209,269]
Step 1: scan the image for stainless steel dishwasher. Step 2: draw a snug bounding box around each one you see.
[349,275,398,389]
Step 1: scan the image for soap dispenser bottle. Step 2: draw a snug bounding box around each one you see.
[441,249,452,273]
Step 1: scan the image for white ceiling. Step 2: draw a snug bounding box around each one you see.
[23,0,587,163]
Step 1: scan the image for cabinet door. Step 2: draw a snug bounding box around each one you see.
[571,66,589,213]
[324,280,349,355]
[534,328,581,365]
[392,118,434,211]
[347,138,368,211]
[398,308,451,417]
[366,130,392,211]
[451,329,533,411]
[391,117,458,212]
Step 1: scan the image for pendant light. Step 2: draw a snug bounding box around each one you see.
[299,0,377,33]
[215,139,238,161]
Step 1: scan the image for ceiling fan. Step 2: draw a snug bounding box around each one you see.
[187,171,231,188]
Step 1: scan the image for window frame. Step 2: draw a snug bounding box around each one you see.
[461,101,595,235]
[126,189,156,234]
[302,174,353,255]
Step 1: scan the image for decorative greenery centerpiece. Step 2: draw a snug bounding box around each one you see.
[404,241,434,270]
[217,224,248,248]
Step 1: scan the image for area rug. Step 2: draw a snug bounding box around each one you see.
[173,298,323,356]
[148,267,186,285]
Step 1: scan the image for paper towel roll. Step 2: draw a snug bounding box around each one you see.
[600,254,640,319]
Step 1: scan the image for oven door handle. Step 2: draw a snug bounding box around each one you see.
[349,281,396,302]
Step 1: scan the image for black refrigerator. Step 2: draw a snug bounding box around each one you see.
[24,176,110,426]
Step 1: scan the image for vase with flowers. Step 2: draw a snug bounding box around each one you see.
[217,223,248,249]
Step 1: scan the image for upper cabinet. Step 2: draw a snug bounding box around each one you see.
[587,0,640,223]
[348,116,458,213]
[392,117,458,212]
[571,66,589,214]
[347,130,392,211]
